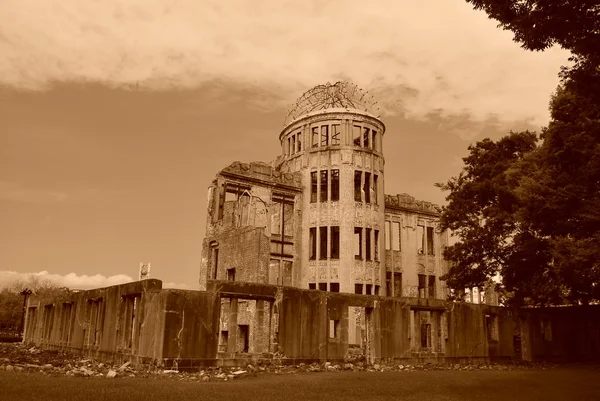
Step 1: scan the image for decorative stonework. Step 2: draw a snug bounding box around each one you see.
[331,151,340,166]
[385,193,442,216]
[330,262,339,280]
[221,161,302,188]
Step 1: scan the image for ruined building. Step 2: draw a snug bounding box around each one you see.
[199,83,457,297]
[21,83,600,369]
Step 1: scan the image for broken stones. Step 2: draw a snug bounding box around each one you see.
[106,370,117,378]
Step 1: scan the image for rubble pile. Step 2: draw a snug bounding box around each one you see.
[0,343,559,381]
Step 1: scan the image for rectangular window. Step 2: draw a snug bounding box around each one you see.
[354,171,362,201]
[374,230,379,261]
[331,124,341,146]
[427,227,435,255]
[364,172,371,203]
[373,175,378,205]
[321,125,329,147]
[421,324,431,348]
[392,222,401,251]
[394,272,402,297]
[309,227,317,260]
[312,127,319,147]
[366,284,372,295]
[354,227,362,260]
[355,284,363,295]
[330,320,340,339]
[428,275,436,299]
[211,245,219,280]
[363,127,370,148]
[386,272,403,297]
[283,203,294,236]
[271,203,282,235]
[320,170,328,202]
[372,130,378,151]
[331,169,339,201]
[365,228,372,261]
[311,172,318,203]
[374,285,380,296]
[318,283,327,291]
[292,135,296,154]
[331,226,340,259]
[297,132,302,152]
[309,283,316,290]
[287,137,291,155]
[417,225,425,254]
[353,125,361,146]
[330,283,340,293]
[418,274,427,298]
[385,221,391,250]
[319,226,328,260]
[227,268,236,281]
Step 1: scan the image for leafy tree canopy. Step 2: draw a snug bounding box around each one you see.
[439,1,600,306]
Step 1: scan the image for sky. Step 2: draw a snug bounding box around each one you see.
[0,0,570,290]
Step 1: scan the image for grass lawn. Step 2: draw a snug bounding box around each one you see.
[2,367,599,401]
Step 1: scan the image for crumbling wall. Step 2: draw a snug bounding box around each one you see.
[519,305,600,362]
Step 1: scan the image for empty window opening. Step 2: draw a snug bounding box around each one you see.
[312,127,319,147]
[354,227,363,260]
[330,283,340,293]
[320,170,328,202]
[227,268,236,281]
[384,221,391,250]
[331,125,341,146]
[353,125,361,146]
[121,294,141,351]
[287,137,291,155]
[486,314,500,342]
[329,320,340,339]
[309,227,317,260]
[372,130,378,151]
[363,127,370,148]
[541,319,552,342]
[42,305,55,341]
[373,175,378,205]
[292,135,296,155]
[309,283,316,290]
[331,169,340,201]
[238,325,249,353]
[427,227,435,255]
[354,171,362,201]
[331,226,340,259]
[297,132,302,152]
[428,276,436,299]
[374,230,380,261]
[386,272,403,297]
[311,172,318,203]
[210,243,219,280]
[219,330,228,353]
[364,172,371,203]
[417,225,425,254]
[318,283,327,291]
[59,302,74,345]
[319,226,328,260]
[421,323,432,348]
[366,284,373,295]
[355,284,363,295]
[87,298,104,347]
[418,275,427,298]
[321,125,329,147]
[268,259,279,285]
[374,285,380,296]
[365,228,372,261]
[392,222,401,251]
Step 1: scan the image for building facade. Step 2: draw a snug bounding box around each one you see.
[199,82,450,302]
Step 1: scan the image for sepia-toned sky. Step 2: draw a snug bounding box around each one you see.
[0,0,570,290]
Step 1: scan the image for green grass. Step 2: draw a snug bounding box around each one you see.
[2,368,600,401]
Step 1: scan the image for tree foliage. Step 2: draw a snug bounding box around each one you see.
[0,276,70,329]
[439,1,600,306]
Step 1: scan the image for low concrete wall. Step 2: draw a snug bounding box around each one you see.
[22,279,600,369]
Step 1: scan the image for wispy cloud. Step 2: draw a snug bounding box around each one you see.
[0,0,569,127]
[0,270,191,290]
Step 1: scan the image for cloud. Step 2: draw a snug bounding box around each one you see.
[0,270,191,291]
[0,0,569,126]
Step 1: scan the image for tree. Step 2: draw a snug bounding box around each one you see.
[437,1,600,306]
[0,276,71,330]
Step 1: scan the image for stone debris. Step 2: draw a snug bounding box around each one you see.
[0,343,567,383]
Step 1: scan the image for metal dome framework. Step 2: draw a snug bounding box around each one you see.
[284,81,380,126]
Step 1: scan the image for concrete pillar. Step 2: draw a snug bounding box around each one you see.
[227,298,238,356]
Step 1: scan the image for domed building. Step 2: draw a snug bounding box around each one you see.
[199,82,450,351]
